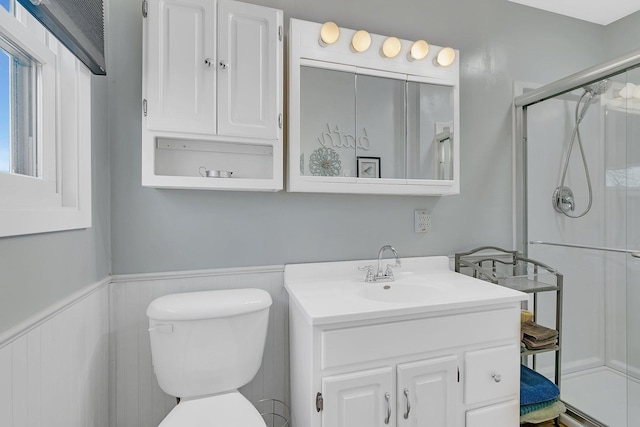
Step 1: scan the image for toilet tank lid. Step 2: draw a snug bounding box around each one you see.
[146,289,272,321]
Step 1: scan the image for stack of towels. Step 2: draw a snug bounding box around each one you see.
[521,321,558,351]
[520,365,566,424]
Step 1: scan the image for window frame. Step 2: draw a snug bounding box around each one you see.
[0,4,91,237]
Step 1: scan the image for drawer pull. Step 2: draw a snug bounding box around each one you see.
[403,388,411,419]
[384,392,391,424]
[492,373,502,383]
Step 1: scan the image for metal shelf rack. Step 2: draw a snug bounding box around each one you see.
[454,246,564,391]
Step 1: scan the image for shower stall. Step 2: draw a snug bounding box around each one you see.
[515,49,640,427]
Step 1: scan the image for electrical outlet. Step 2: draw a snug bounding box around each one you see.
[414,210,431,233]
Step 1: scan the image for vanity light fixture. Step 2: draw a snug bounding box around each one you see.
[319,21,340,46]
[382,37,402,58]
[351,30,371,52]
[409,40,429,60]
[436,47,456,67]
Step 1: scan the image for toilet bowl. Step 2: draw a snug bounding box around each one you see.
[147,288,272,426]
[158,392,265,427]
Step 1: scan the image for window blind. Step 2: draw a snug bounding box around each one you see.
[17,0,106,75]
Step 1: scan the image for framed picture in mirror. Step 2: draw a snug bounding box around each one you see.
[357,156,381,178]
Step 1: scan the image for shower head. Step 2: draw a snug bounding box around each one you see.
[577,79,612,123]
[583,79,612,96]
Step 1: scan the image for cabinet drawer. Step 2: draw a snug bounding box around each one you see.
[465,399,519,427]
[464,344,519,405]
[321,308,519,369]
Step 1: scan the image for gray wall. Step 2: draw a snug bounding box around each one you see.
[0,76,111,334]
[2,0,630,334]
[606,10,640,56]
[110,0,611,274]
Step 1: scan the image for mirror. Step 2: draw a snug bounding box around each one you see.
[407,81,455,180]
[299,65,454,181]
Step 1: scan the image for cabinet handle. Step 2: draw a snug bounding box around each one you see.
[219,60,229,70]
[204,58,213,67]
[492,373,502,383]
[403,388,411,419]
[384,392,391,424]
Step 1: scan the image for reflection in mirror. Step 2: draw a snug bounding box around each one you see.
[300,66,454,181]
[300,66,355,177]
[356,74,405,179]
[407,82,454,180]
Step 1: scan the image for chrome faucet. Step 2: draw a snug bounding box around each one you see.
[359,245,401,282]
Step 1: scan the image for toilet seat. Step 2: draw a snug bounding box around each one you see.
[158,391,266,427]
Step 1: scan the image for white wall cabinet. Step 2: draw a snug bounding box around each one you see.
[142,0,283,191]
[288,303,522,427]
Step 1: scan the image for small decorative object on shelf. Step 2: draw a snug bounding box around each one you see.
[309,146,342,176]
[357,156,381,178]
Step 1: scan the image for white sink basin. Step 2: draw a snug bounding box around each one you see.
[284,256,527,325]
[360,282,442,302]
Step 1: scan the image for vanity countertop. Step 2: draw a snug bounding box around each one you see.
[284,256,527,325]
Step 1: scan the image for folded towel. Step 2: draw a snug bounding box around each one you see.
[520,400,566,424]
[523,336,557,350]
[520,365,559,405]
[521,321,558,341]
[520,398,558,415]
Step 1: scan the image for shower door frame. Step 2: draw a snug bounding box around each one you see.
[514,47,640,255]
[513,48,640,427]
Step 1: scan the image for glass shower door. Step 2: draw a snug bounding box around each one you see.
[626,66,640,426]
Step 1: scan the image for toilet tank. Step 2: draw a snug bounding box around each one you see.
[147,288,272,399]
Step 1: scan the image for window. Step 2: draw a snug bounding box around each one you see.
[0,0,11,174]
[0,1,92,237]
[0,34,37,177]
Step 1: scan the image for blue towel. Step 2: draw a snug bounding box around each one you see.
[520,365,559,405]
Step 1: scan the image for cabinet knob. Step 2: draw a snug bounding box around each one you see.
[219,60,229,70]
[204,58,213,67]
[492,373,502,383]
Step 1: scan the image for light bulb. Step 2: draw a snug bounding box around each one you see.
[382,37,402,58]
[436,47,456,67]
[351,30,371,53]
[319,21,340,46]
[410,40,429,60]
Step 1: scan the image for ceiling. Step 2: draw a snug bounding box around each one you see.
[508,0,640,25]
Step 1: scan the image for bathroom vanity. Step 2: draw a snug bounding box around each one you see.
[284,256,527,427]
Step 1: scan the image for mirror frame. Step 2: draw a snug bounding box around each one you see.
[287,18,460,195]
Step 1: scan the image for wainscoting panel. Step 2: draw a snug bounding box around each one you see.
[0,281,110,427]
[110,266,289,427]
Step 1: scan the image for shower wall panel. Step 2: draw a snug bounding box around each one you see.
[525,92,608,375]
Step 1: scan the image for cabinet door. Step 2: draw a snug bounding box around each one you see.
[397,355,457,427]
[145,0,216,134]
[322,366,394,427]
[217,0,281,139]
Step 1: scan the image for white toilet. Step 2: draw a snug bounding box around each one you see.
[146,288,273,427]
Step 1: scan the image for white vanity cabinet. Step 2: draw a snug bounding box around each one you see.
[285,256,527,427]
[397,356,458,427]
[141,0,283,190]
[321,357,457,427]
